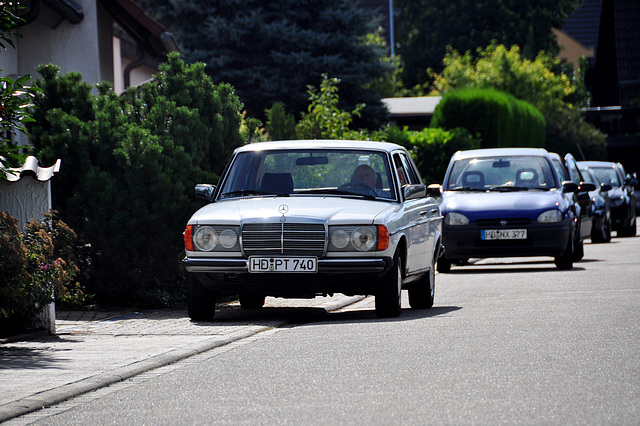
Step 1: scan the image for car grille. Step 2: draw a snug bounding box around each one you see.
[474,218,532,227]
[241,222,327,256]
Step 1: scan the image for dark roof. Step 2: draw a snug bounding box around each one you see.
[591,0,640,107]
[98,0,173,58]
[562,0,603,50]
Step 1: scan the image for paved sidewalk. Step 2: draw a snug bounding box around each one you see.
[0,295,365,422]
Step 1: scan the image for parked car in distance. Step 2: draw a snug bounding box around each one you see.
[432,148,581,272]
[549,152,597,258]
[577,163,612,243]
[632,172,640,214]
[183,140,443,320]
[578,161,636,237]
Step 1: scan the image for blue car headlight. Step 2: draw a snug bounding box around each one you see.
[537,209,562,223]
[444,212,470,226]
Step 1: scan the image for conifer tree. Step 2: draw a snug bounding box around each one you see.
[138,0,392,128]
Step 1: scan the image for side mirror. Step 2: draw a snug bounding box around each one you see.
[601,183,612,192]
[579,182,596,192]
[562,180,579,193]
[403,184,427,200]
[195,184,216,201]
[426,183,442,198]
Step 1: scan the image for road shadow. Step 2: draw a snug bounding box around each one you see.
[441,258,592,274]
[194,304,461,327]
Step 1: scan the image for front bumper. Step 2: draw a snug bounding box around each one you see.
[183,256,394,297]
[442,219,572,260]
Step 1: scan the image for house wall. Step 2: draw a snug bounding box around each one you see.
[0,0,113,86]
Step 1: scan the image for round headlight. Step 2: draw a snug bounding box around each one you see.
[445,212,469,226]
[537,209,562,223]
[219,229,238,249]
[351,227,376,251]
[194,226,218,251]
[331,229,350,249]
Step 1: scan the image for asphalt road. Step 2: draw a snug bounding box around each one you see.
[14,231,640,425]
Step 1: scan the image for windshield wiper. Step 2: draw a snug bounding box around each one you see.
[488,186,530,192]
[221,189,289,198]
[299,188,377,200]
[449,187,487,192]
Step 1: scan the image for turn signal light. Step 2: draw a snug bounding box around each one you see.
[183,225,194,251]
[377,225,389,251]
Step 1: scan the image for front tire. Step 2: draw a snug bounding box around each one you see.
[375,251,402,318]
[618,213,637,237]
[554,234,574,270]
[187,273,217,321]
[408,252,436,309]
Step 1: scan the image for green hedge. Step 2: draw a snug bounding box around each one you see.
[430,88,545,148]
[344,125,481,185]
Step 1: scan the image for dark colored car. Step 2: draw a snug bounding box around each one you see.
[578,161,636,237]
[577,163,613,243]
[432,148,582,272]
[549,152,597,258]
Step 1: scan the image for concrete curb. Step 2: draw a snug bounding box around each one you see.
[0,295,366,422]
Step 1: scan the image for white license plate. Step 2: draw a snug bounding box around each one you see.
[249,257,318,273]
[481,229,527,240]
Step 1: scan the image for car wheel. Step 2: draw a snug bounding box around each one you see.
[408,252,435,309]
[436,257,452,273]
[554,234,574,270]
[591,216,610,243]
[572,239,584,261]
[375,251,402,318]
[239,294,266,309]
[619,214,637,237]
[187,273,217,321]
[604,216,612,242]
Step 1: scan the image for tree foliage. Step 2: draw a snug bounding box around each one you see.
[430,44,607,159]
[136,0,392,128]
[296,74,364,139]
[394,0,582,89]
[0,2,39,177]
[27,53,246,305]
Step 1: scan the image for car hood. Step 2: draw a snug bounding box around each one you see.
[188,196,397,225]
[440,190,568,220]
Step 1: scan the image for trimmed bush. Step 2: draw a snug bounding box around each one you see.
[430,88,545,148]
[27,53,245,306]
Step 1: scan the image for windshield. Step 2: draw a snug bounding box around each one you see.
[445,155,557,191]
[591,167,621,187]
[218,149,397,200]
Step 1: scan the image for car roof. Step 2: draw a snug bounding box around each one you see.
[452,147,550,160]
[233,140,406,153]
[577,161,616,168]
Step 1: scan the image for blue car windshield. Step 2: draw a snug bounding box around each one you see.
[591,167,621,187]
[446,156,558,191]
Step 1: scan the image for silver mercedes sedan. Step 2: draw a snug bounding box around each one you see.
[183,140,443,319]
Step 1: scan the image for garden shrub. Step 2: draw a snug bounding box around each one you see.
[0,211,83,335]
[27,53,246,306]
[431,88,545,148]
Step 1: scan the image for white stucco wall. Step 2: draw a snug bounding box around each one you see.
[0,176,51,229]
[0,0,113,86]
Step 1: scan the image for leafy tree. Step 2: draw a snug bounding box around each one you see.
[394,0,582,89]
[28,53,246,305]
[137,0,393,128]
[430,44,607,159]
[265,102,297,140]
[0,2,39,177]
[295,74,364,139]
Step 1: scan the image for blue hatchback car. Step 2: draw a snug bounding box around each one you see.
[430,148,582,272]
